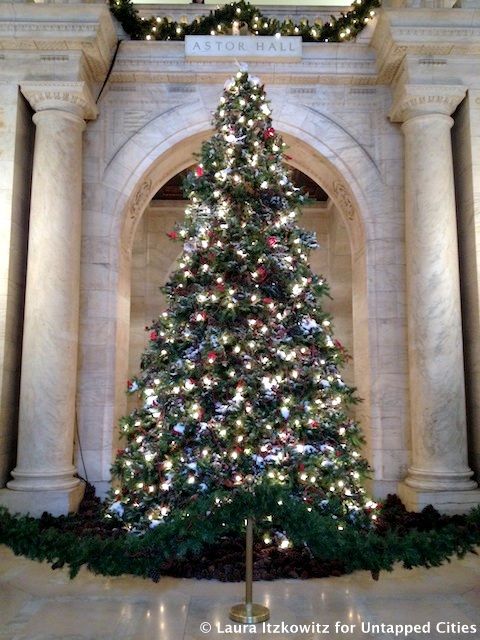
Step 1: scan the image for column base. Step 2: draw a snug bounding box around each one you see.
[403,466,477,491]
[398,481,480,515]
[7,465,80,491]
[0,481,85,517]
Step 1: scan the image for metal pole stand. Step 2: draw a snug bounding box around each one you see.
[229,517,270,624]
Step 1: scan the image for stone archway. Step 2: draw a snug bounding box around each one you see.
[77,100,407,499]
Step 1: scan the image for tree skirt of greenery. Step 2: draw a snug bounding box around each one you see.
[0,486,479,583]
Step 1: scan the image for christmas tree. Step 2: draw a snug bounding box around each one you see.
[108,69,377,543]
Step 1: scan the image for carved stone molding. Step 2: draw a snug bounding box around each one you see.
[332,181,355,221]
[385,0,456,8]
[372,9,480,86]
[389,83,466,122]
[0,4,117,83]
[130,179,153,220]
[123,178,154,249]
[109,41,378,87]
[20,81,98,120]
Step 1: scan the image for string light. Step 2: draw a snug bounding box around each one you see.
[111,0,377,44]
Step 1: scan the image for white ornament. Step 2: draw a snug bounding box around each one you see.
[215,402,229,415]
[109,501,124,517]
[300,317,319,333]
[280,407,290,419]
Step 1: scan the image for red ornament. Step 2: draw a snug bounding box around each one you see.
[167,231,178,240]
[263,127,275,140]
[150,330,158,341]
[195,165,204,177]
[256,266,268,282]
[207,352,217,363]
[263,297,273,305]
[267,236,278,248]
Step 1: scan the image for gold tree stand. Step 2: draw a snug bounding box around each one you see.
[229,517,270,624]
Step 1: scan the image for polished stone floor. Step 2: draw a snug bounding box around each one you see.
[0,545,479,640]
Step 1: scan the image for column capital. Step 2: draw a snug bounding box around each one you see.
[20,81,98,121]
[389,84,466,123]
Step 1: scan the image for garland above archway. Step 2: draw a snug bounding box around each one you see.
[109,0,381,43]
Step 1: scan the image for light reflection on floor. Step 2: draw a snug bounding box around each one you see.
[0,546,479,640]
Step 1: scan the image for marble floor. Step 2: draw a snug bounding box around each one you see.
[0,546,479,640]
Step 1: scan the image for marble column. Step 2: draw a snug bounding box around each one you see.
[391,84,480,513]
[0,82,97,517]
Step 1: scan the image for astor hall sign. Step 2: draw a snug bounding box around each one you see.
[185,36,302,62]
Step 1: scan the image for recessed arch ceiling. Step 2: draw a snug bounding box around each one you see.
[152,165,329,202]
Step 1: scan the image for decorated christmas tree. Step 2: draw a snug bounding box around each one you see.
[108,69,377,544]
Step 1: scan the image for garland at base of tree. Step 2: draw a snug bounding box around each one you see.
[109,0,381,43]
[1,487,479,583]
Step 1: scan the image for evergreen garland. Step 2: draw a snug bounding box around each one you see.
[1,497,479,582]
[108,0,381,43]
